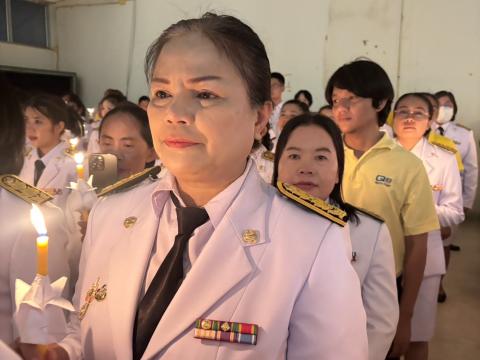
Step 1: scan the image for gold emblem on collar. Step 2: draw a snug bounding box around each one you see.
[242,229,259,245]
[123,216,137,228]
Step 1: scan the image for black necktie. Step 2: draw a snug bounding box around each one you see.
[34,160,45,186]
[132,193,209,360]
[438,126,444,136]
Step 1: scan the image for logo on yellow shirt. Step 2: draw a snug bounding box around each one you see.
[375,175,392,186]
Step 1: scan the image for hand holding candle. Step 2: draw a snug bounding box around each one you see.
[30,205,48,276]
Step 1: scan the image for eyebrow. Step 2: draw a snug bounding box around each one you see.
[151,75,223,84]
[286,146,332,152]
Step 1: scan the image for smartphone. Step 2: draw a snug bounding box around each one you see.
[88,153,118,192]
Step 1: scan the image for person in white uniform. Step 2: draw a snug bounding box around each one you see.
[393,93,464,360]
[0,79,70,351]
[31,13,368,360]
[274,113,398,360]
[19,94,77,210]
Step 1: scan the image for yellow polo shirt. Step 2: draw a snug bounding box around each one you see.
[343,133,439,275]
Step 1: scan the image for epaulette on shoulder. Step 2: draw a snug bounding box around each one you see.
[0,175,53,204]
[428,131,457,154]
[351,205,384,223]
[261,150,275,162]
[64,147,75,157]
[98,166,161,197]
[456,123,472,131]
[276,181,346,226]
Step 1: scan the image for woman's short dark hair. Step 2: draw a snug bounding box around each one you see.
[325,60,394,126]
[63,92,86,117]
[145,12,271,108]
[294,89,313,107]
[272,113,357,222]
[418,92,439,109]
[434,90,458,122]
[23,94,69,127]
[99,102,154,148]
[282,99,309,114]
[99,93,127,108]
[138,95,150,103]
[271,72,285,86]
[0,76,25,175]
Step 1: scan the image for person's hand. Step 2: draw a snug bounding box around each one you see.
[440,226,452,240]
[19,343,69,360]
[389,316,411,357]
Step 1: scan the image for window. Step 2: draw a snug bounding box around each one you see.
[1,0,48,48]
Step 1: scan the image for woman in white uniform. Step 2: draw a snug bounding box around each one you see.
[34,13,367,360]
[273,113,399,360]
[19,94,77,210]
[393,92,464,360]
[0,78,70,351]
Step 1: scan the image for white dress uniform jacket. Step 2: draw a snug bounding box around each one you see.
[250,145,274,183]
[434,121,478,209]
[0,189,70,346]
[19,142,77,210]
[59,162,367,360]
[349,212,398,360]
[410,138,464,276]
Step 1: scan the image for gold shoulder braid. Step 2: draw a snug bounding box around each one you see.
[427,132,464,172]
[98,166,161,197]
[276,181,346,226]
[261,151,275,162]
[427,131,456,153]
[0,175,53,204]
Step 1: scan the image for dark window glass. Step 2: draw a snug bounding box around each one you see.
[0,0,6,42]
[11,0,47,47]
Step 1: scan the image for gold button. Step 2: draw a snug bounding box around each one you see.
[123,216,137,228]
[242,229,258,245]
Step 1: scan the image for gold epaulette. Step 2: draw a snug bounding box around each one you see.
[98,166,161,197]
[0,175,53,204]
[276,182,346,226]
[456,123,471,131]
[261,151,275,162]
[428,132,464,172]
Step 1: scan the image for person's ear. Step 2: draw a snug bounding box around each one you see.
[375,99,388,113]
[54,121,65,135]
[254,101,273,140]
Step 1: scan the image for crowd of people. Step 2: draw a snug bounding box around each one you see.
[0,12,477,360]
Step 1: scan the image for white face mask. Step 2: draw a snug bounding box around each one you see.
[436,106,454,124]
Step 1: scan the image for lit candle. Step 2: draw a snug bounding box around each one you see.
[69,137,79,152]
[74,152,85,180]
[30,205,48,276]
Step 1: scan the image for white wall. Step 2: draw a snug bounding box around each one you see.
[0,42,57,70]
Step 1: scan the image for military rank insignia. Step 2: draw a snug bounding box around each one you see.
[79,278,107,320]
[98,166,161,196]
[194,319,258,345]
[261,150,275,162]
[276,181,346,226]
[0,175,53,204]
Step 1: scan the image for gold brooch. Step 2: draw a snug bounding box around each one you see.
[123,216,137,228]
[242,229,259,245]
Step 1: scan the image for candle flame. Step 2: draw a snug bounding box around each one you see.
[74,152,85,165]
[69,137,79,147]
[30,204,47,236]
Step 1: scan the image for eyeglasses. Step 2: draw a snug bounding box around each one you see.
[394,109,430,121]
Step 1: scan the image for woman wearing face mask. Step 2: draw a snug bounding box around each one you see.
[393,93,464,360]
[434,91,478,215]
[32,13,367,360]
[274,113,398,360]
[19,94,77,209]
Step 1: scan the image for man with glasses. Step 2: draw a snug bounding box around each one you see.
[325,60,439,359]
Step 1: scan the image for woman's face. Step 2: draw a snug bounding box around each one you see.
[100,100,115,119]
[148,32,270,184]
[99,112,156,179]
[393,96,431,142]
[278,124,339,200]
[24,106,64,153]
[278,103,304,131]
[437,95,454,108]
